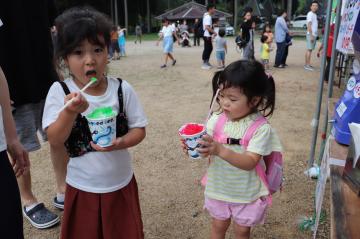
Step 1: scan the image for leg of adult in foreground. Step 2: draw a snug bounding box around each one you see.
[210,218,231,239]
[0,151,24,239]
[12,102,59,229]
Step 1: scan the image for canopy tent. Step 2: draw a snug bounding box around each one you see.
[155,2,232,21]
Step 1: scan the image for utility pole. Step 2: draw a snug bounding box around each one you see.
[234,0,238,28]
[147,0,150,33]
[287,0,292,20]
[123,0,128,30]
[115,0,119,26]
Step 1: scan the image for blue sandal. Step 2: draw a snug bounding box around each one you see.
[23,203,60,229]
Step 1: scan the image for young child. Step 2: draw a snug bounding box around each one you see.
[42,7,147,238]
[260,35,272,70]
[262,24,273,47]
[117,25,127,57]
[156,18,179,68]
[214,29,227,69]
[0,66,29,238]
[197,60,282,239]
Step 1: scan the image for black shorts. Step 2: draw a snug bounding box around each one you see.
[111,40,120,52]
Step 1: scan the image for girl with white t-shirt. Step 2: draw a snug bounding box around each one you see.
[0,66,29,238]
[156,18,179,68]
[42,7,147,238]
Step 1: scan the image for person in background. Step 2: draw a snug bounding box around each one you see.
[274,9,289,68]
[304,0,319,71]
[317,24,335,82]
[135,24,142,44]
[214,29,227,69]
[193,18,201,46]
[240,7,255,60]
[202,3,217,70]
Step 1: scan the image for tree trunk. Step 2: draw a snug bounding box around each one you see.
[287,0,292,20]
[115,0,119,26]
[123,0,128,31]
[234,0,238,29]
[147,0,150,33]
[205,0,208,6]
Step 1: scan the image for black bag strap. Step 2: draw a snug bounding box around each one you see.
[59,81,71,95]
[117,78,126,116]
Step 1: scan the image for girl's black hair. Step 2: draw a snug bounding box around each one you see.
[262,24,271,34]
[211,60,276,117]
[54,6,113,65]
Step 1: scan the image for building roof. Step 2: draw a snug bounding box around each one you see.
[155,2,232,21]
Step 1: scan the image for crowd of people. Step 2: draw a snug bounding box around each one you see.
[0,1,326,239]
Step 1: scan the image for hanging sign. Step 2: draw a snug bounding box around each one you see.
[336,0,360,54]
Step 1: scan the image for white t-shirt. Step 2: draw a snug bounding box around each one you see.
[307,11,318,37]
[203,13,212,37]
[0,106,6,152]
[161,25,174,37]
[42,77,148,193]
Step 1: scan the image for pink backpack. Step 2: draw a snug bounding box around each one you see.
[201,113,283,201]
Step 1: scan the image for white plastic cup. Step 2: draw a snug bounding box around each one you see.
[179,123,206,159]
[87,115,117,147]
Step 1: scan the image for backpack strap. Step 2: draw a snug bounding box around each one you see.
[58,81,71,95]
[213,113,228,144]
[241,116,273,205]
[117,78,126,116]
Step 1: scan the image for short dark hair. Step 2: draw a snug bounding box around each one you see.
[278,9,287,16]
[261,34,268,43]
[243,6,253,15]
[162,18,169,23]
[219,29,225,37]
[54,6,112,64]
[207,3,215,11]
[311,0,319,6]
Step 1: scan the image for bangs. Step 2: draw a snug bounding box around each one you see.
[62,18,107,55]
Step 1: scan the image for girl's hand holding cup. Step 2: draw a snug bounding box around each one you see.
[197,134,222,158]
[64,92,89,114]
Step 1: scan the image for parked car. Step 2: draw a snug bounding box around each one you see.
[290,15,307,29]
[219,19,235,36]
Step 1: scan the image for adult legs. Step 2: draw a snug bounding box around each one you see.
[202,37,213,64]
[305,50,313,66]
[282,45,289,65]
[210,218,231,239]
[274,41,286,66]
[0,151,24,239]
[325,56,331,82]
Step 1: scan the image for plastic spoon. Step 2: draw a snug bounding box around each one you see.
[58,77,97,113]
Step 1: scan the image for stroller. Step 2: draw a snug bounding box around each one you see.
[180,30,191,47]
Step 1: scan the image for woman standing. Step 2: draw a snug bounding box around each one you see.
[156,18,179,68]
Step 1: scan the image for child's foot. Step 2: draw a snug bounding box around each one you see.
[172,60,177,66]
[160,64,167,68]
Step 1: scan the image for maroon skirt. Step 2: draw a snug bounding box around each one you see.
[61,175,144,239]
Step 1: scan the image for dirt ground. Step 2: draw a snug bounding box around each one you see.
[24,37,343,238]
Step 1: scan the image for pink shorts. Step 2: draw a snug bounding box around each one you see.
[204,197,269,227]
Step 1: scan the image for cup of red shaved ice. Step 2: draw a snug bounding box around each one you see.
[179,123,206,159]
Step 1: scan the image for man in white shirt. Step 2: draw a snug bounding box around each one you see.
[202,3,217,70]
[304,1,319,71]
